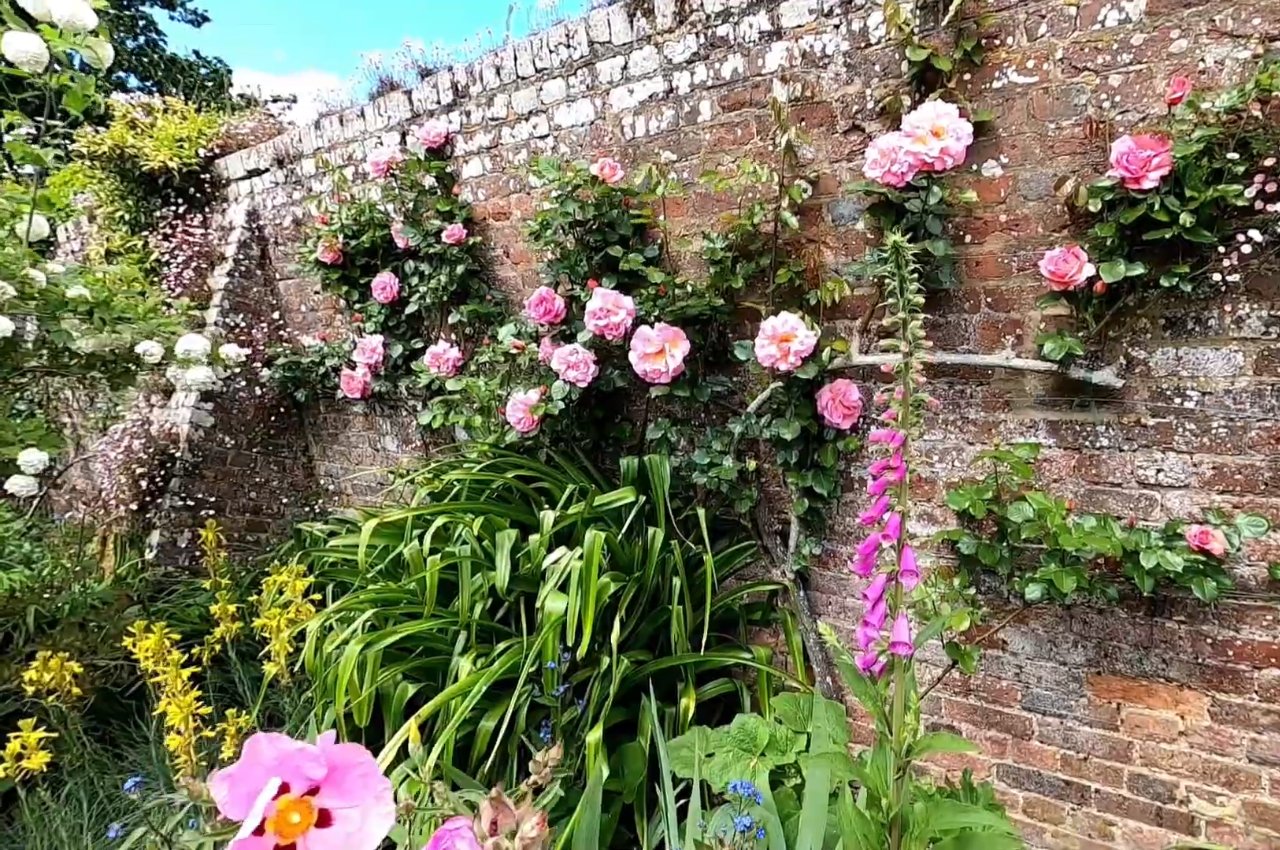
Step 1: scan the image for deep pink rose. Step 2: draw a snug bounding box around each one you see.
[862,132,921,188]
[412,119,451,152]
[423,816,481,850]
[1184,524,1228,559]
[1107,134,1174,191]
[754,311,818,372]
[550,343,599,388]
[589,156,626,185]
[900,100,973,173]
[628,323,690,384]
[538,336,559,365]
[505,387,545,435]
[423,339,465,378]
[339,365,373,400]
[370,271,400,304]
[1166,75,1192,107]
[441,223,469,245]
[1039,245,1096,292]
[316,237,343,266]
[523,286,567,326]
[583,287,636,341]
[352,334,385,373]
[816,379,864,430]
[391,221,411,250]
[366,146,404,179]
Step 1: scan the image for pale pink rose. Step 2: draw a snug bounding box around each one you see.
[862,131,921,188]
[391,221,411,250]
[538,336,560,365]
[754,311,818,372]
[412,119,451,151]
[1166,75,1192,107]
[423,339,465,378]
[505,387,545,435]
[1184,524,1228,559]
[523,286,567,326]
[424,816,482,850]
[816,379,864,430]
[209,731,394,850]
[589,156,626,185]
[365,146,404,179]
[315,237,343,266]
[441,223,469,245]
[583,287,636,341]
[339,365,373,400]
[550,343,599,388]
[1039,245,1096,292]
[628,323,690,385]
[1107,134,1174,191]
[352,334,385,373]
[900,100,974,173]
[370,271,401,304]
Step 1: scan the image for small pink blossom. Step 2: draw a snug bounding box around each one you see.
[424,816,482,850]
[1039,245,1097,292]
[370,271,401,304]
[861,572,890,609]
[815,379,863,430]
[898,545,920,590]
[1166,75,1192,107]
[506,387,545,435]
[538,336,560,365]
[862,131,921,188]
[412,119,451,151]
[523,286,567,326]
[883,512,902,544]
[316,237,343,266]
[858,494,891,527]
[1184,524,1228,559]
[868,428,906,448]
[589,156,626,185]
[441,223,469,245]
[339,366,372,400]
[423,339,465,378]
[550,343,599,388]
[900,100,974,173]
[887,612,914,658]
[366,146,404,179]
[391,221,411,250]
[754,311,818,372]
[352,334,385,373]
[583,287,636,341]
[1107,134,1174,191]
[628,323,691,385]
[856,649,888,677]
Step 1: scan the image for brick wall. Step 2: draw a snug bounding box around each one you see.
[211,1,1280,846]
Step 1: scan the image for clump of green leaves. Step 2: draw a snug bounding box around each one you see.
[883,0,990,116]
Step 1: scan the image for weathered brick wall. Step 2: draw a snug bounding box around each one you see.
[211,1,1280,846]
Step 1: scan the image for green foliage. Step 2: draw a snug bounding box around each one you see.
[883,0,990,116]
[939,443,1269,604]
[264,338,352,405]
[99,0,235,109]
[854,175,976,290]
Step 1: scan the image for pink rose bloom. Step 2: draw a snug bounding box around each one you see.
[1166,75,1192,107]
[370,271,401,305]
[1184,524,1228,559]
[441,223,469,245]
[424,816,481,850]
[628,322,690,385]
[901,100,974,173]
[583,287,636,341]
[209,730,394,850]
[538,336,559,365]
[1107,134,1174,191]
[589,156,626,185]
[365,146,404,179]
[523,286,567,326]
[815,379,864,430]
[754,311,818,372]
[339,366,372,400]
[391,221,411,250]
[412,119,451,151]
[316,237,343,266]
[862,132,921,188]
[352,334,385,373]
[423,339,465,378]
[505,387,545,435]
[1039,245,1097,292]
[550,343,599,388]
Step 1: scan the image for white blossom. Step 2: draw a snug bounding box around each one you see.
[174,332,212,363]
[24,269,45,287]
[16,447,50,475]
[42,262,65,274]
[0,282,15,301]
[3,473,40,498]
[16,0,54,22]
[80,36,113,69]
[48,0,98,33]
[176,364,218,392]
[0,315,13,339]
[1,31,49,73]
[64,284,90,299]
[217,342,250,365]
[134,339,165,364]
[15,213,50,242]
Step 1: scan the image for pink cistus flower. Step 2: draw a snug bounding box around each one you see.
[900,100,974,173]
[523,286,567,326]
[628,323,690,385]
[365,146,404,179]
[1184,524,1228,559]
[209,731,395,850]
[441,223,469,246]
[1039,245,1096,292]
[391,221,411,250]
[815,379,864,430]
[339,366,372,400]
[862,131,921,188]
[424,816,482,850]
[550,343,599,388]
[538,336,560,365]
[315,237,343,266]
[423,339,465,378]
[370,271,400,304]
[583,287,636,341]
[589,156,626,185]
[412,119,451,151]
[1166,75,1192,107]
[1107,134,1174,191]
[754,311,818,372]
[352,334,385,373]
[505,387,545,435]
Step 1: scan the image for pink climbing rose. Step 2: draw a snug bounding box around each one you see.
[862,132,920,188]
[423,816,482,850]
[583,287,636,341]
[754,311,818,372]
[1184,524,1228,559]
[370,271,401,304]
[423,339,465,378]
[1107,134,1174,191]
[315,237,343,266]
[505,387,545,435]
[550,343,599,388]
[412,119,451,151]
[589,156,626,185]
[1039,245,1096,292]
[365,146,404,179]
[441,223,469,245]
[523,286,567,326]
[391,221,411,250]
[538,336,559,365]
[628,322,690,385]
[815,379,864,430]
[352,334,385,373]
[1166,75,1192,107]
[339,366,372,400]
[209,730,395,850]
[900,99,974,173]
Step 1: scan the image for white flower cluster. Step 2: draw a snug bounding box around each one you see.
[3,1,110,76]
[4,446,50,499]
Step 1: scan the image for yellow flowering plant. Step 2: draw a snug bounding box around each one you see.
[196,520,244,665]
[251,562,319,681]
[19,650,85,705]
[122,620,214,780]
[0,718,56,784]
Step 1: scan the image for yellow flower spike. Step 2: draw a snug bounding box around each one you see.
[20,650,86,705]
[252,562,319,682]
[0,718,56,783]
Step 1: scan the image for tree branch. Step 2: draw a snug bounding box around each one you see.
[918,604,1037,701]
[829,350,1126,388]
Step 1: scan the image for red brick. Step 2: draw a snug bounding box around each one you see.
[1086,674,1210,720]
[1092,789,1197,836]
[1243,799,1280,835]
[1136,743,1264,794]
[1119,709,1182,743]
[942,697,1035,739]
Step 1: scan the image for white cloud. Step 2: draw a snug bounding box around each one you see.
[232,67,352,125]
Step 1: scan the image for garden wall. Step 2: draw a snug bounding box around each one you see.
[211,1,1280,847]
